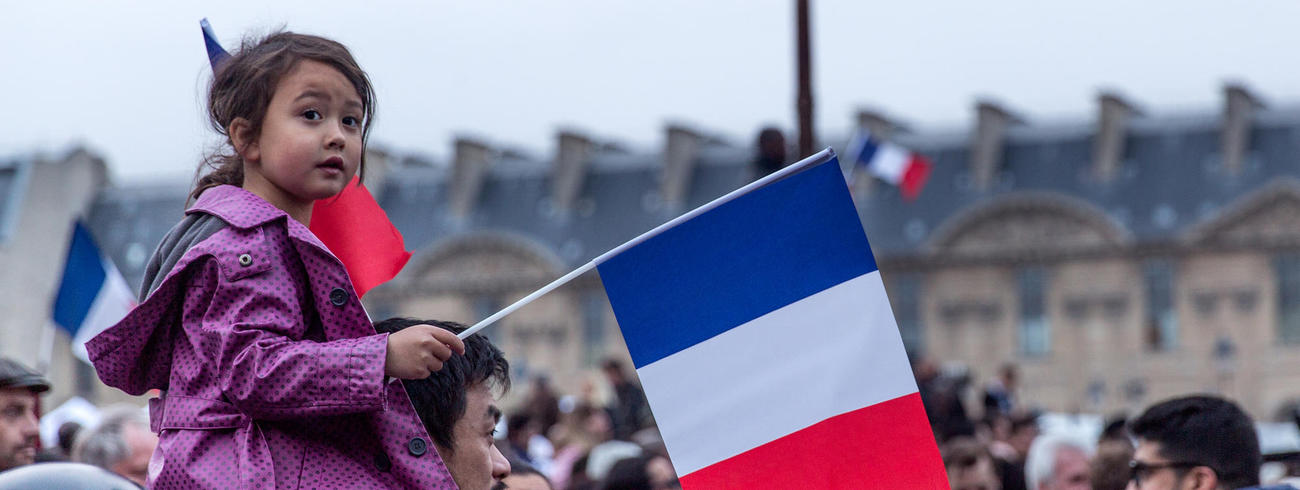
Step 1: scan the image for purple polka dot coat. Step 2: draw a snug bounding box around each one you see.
[87,185,457,489]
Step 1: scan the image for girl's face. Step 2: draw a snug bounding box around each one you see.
[240,59,364,221]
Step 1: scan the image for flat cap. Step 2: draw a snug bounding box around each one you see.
[0,358,50,393]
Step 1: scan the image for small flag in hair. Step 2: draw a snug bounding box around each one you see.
[200,18,230,71]
[845,130,932,201]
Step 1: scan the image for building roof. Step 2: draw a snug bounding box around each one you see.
[76,104,1300,291]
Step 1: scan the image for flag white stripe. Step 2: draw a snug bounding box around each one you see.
[71,263,135,362]
[867,143,910,184]
[634,270,917,475]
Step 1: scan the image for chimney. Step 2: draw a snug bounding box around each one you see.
[1092,91,1140,183]
[970,100,1020,191]
[661,124,702,210]
[1222,83,1264,176]
[856,109,904,141]
[448,137,492,219]
[551,130,594,214]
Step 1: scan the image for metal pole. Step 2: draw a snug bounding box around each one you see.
[796,0,815,157]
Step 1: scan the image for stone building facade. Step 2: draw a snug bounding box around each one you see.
[5,84,1300,420]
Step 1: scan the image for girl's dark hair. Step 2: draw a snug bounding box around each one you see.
[191,31,375,202]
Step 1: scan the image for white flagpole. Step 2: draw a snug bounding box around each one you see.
[457,148,837,339]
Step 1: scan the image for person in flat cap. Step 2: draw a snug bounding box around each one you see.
[0,358,50,473]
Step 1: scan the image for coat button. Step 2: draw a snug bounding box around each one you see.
[329,288,348,306]
[407,437,427,457]
[238,253,253,267]
[373,453,392,472]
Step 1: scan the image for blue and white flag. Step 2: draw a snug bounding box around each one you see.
[52,221,135,363]
[596,150,946,488]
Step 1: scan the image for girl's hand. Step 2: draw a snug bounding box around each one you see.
[384,325,467,379]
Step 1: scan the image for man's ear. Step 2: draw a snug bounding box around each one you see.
[1184,466,1218,490]
[229,117,259,163]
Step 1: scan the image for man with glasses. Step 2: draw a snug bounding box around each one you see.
[1127,394,1295,490]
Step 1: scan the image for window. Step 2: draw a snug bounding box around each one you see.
[0,161,31,243]
[1275,255,1300,344]
[1143,259,1178,351]
[472,296,502,343]
[1018,267,1050,356]
[886,273,923,359]
[581,292,609,364]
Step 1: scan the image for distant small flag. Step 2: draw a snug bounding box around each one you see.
[310,177,412,298]
[52,221,136,363]
[597,152,946,488]
[846,130,932,201]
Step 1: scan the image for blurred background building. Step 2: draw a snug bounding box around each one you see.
[5,83,1300,423]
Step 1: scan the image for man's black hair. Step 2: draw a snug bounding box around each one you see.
[1128,394,1260,488]
[373,318,510,453]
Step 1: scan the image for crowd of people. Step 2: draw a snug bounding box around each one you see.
[919,360,1300,490]
[0,332,679,490]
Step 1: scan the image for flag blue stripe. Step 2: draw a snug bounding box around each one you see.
[52,222,107,336]
[855,138,879,166]
[598,158,877,369]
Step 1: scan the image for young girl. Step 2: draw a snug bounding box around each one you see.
[87,31,466,489]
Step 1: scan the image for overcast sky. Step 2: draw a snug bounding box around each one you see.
[3,1,1300,181]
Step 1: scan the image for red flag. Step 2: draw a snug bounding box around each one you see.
[310,176,412,298]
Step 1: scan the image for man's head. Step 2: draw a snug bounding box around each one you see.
[374,318,511,490]
[1127,395,1260,490]
[1008,411,1040,458]
[73,406,157,486]
[0,358,49,472]
[941,437,1001,490]
[1024,433,1091,490]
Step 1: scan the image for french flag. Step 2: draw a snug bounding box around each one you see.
[52,221,136,362]
[847,130,932,201]
[597,152,945,488]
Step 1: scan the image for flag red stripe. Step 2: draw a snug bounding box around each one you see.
[678,392,945,490]
[900,155,932,201]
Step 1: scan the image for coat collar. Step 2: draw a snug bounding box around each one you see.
[188,185,289,229]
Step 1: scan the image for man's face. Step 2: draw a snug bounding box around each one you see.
[111,422,158,486]
[0,388,39,471]
[436,382,510,490]
[1126,440,1210,490]
[1043,447,1090,490]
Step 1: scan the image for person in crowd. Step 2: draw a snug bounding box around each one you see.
[525,376,561,437]
[600,453,679,490]
[36,421,84,462]
[752,126,788,177]
[375,318,512,490]
[504,412,538,466]
[0,358,48,473]
[85,28,467,488]
[1024,433,1091,490]
[1128,394,1296,490]
[72,405,158,487]
[943,437,1003,490]
[984,363,1020,418]
[1090,439,1133,490]
[601,359,651,441]
[991,410,1040,490]
[493,459,554,490]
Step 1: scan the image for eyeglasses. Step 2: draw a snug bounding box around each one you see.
[1128,460,1207,487]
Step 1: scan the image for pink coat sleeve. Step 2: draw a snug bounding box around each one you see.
[187,242,389,420]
